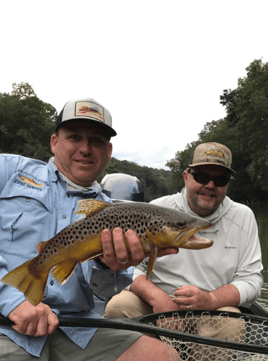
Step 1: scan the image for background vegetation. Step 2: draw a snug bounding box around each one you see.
[0,82,56,160]
[167,59,268,203]
[1,59,267,203]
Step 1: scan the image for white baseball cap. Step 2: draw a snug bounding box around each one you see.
[55,98,117,137]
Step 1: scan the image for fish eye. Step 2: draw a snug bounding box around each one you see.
[177,221,186,227]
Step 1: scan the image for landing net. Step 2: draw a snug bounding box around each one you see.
[153,310,268,360]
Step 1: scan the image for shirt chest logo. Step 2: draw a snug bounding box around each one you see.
[19,175,44,188]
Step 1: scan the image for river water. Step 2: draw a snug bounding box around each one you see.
[250,203,268,308]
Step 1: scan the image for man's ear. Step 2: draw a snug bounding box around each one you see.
[182,170,188,185]
[108,142,113,161]
[50,134,57,155]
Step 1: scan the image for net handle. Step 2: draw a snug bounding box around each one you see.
[0,312,268,354]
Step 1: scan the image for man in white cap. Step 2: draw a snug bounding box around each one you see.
[0,98,179,360]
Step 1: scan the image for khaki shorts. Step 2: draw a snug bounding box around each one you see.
[0,328,142,361]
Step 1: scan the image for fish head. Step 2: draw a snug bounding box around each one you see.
[146,206,213,250]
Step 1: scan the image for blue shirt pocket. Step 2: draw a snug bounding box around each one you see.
[0,176,54,262]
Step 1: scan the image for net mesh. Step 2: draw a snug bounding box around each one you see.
[153,311,268,360]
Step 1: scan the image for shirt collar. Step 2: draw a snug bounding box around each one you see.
[48,157,102,195]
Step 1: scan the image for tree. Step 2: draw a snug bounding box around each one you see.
[166,59,268,202]
[221,59,268,193]
[0,83,56,160]
[166,142,197,193]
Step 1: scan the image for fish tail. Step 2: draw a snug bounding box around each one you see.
[1,260,49,306]
[51,259,78,285]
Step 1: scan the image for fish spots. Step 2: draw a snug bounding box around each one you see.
[166,220,186,228]
[97,204,152,239]
[35,201,205,270]
[148,220,161,234]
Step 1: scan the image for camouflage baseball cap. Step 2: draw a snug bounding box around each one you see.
[189,142,235,173]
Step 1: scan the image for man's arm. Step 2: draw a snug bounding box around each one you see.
[130,275,179,313]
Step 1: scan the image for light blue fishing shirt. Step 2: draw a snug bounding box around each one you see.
[0,154,132,357]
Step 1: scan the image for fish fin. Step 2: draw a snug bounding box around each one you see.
[51,260,78,285]
[146,244,158,279]
[76,199,110,216]
[37,241,48,253]
[1,260,49,306]
[80,253,104,263]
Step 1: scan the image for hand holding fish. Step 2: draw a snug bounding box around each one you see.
[8,301,59,337]
[99,228,179,270]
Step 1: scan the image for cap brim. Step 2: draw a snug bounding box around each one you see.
[189,162,236,173]
[55,117,117,137]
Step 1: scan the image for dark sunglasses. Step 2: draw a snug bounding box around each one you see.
[188,170,232,187]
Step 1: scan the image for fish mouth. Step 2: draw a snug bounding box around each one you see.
[181,234,213,249]
[173,223,212,248]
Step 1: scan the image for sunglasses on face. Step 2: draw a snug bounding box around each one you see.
[188,170,232,187]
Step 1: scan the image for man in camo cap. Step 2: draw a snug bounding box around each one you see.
[105,142,263,356]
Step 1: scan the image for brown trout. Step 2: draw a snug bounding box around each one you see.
[1,199,213,306]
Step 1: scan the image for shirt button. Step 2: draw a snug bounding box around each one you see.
[62,215,67,219]
[50,280,54,286]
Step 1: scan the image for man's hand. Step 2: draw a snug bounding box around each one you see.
[8,301,59,337]
[173,285,213,310]
[173,284,240,310]
[99,228,178,270]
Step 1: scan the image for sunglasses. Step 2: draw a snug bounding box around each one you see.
[188,170,232,187]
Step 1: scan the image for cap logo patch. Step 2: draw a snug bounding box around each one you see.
[76,101,104,123]
[205,150,224,158]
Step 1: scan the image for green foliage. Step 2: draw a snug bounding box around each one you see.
[0,83,56,160]
[99,157,172,202]
[166,142,196,193]
[3,67,268,205]
[0,82,172,202]
[166,59,268,203]
[220,59,268,199]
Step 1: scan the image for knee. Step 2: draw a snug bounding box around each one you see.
[104,295,129,318]
[126,336,181,361]
[104,290,136,319]
[104,290,152,319]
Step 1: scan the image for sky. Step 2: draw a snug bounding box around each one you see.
[1,0,267,169]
